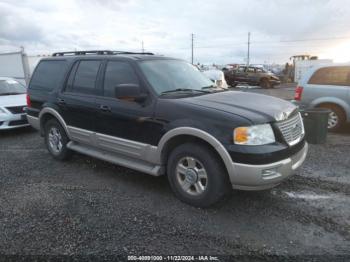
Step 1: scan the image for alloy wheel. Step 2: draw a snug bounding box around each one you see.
[176,157,208,196]
[48,127,63,154]
[328,111,339,129]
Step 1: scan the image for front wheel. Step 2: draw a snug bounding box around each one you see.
[167,143,231,207]
[229,82,238,88]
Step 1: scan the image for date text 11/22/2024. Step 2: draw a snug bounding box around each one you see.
[127,255,219,261]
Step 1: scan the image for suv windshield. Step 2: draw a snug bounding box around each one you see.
[0,79,26,95]
[139,60,215,95]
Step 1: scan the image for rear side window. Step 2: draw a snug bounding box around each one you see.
[103,61,139,97]
[29,60,67,91]
[308,66,350,86]
[65,60,101,94]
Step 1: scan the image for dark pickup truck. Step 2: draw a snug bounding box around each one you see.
[224,66,281,88]
[26,51,307,207]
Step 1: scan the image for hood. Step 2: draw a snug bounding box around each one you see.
[0,94,27,107]
[181,91,297,124]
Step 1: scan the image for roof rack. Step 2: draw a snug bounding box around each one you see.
[52,50,154,56]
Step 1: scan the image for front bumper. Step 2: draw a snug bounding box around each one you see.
[0,113,29,130]
[228,142,308,190]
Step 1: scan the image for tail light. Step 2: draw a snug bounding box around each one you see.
[294,86,303,101]
[26,93,32,107]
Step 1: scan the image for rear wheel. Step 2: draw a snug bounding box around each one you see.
[44,119,72,160]
[318,104,346,132]
[167,143,231,207]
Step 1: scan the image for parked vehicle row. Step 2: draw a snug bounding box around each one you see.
[25,50,307,207]
[2,48,349,207]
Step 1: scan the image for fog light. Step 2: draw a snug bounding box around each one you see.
[262,168,281,180]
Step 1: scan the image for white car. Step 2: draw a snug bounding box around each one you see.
[0,77,29,130]
[202,69,229,89]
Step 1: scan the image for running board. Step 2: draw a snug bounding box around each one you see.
[67,141,163,176]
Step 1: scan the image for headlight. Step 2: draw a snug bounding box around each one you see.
[234,124,275,145]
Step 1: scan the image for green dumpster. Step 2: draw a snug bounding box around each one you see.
[300,108,331,144]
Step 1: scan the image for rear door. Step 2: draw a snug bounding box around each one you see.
[304,66,350,107]
[58,59,102,131]
[94,60,156,146]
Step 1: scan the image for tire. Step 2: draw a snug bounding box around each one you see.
[44,119,72,160]
[318,104,346,132]
[260,78,271,89]
[167,143,231,208]
[229,82,237,88]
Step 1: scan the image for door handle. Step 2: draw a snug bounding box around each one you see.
[99,105,111,112]
[58,98,66,105]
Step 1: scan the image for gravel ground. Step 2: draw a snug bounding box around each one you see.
[0,86,349,261]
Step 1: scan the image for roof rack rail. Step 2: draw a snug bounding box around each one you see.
[52,50,154,56]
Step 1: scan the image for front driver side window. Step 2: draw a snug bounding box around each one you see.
[103,61,140,98]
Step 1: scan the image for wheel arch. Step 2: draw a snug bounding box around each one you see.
[39,108,70,138]
[312,98,349,120]
[156,127,234,178]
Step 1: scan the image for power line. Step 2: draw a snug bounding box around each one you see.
[190,35,350,48]
[252,35,350,44]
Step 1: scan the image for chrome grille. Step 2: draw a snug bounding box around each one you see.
[276,113,304,146]
[5,106,26,114]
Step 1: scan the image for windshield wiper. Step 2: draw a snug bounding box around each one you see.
[160,88,210,95]
[201,85,227,92]
[201,85,218,89]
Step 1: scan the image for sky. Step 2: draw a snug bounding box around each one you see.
[1,0,350,65]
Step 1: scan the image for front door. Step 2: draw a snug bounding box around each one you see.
[246,67,257,85]
[94,60,156,149]
[234,66,248,83]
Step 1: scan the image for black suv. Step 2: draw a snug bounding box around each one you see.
[224,66,281,88]
[26,50,307,207]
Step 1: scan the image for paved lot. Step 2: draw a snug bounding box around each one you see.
[0,86,349,260]
[234,83,297,100]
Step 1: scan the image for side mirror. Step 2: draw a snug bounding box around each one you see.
[114,84,147,102]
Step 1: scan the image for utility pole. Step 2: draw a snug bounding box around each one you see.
[191,33,194,64]
[247,32,251,67]
[141,40,145,53]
